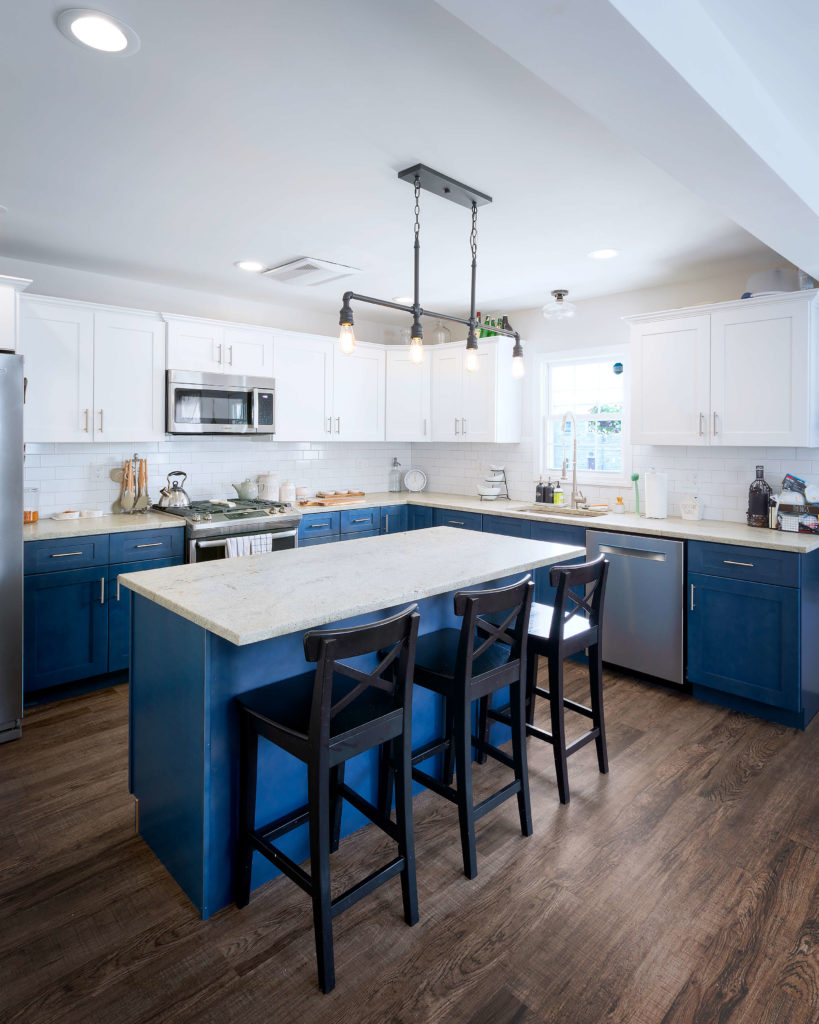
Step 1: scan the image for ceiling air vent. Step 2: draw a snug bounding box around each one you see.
[262,257,359,287]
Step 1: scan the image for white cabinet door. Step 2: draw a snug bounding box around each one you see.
[461,347,495,442]
[430,346,463,441]
[630,315,711,445]
[385,348,430,442]
[333,345,385,441]
[166,319,223,372]
[273,335,333,441]
[93,311,166,441]
[0,276,30,352]
[710,301,810,446]
[19,299,94,443]
[223,325,274,377]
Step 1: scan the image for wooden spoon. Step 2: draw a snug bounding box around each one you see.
[121,461,135,510]
[135,459,149,510]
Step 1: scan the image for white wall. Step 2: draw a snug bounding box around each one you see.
[417,266,816,521]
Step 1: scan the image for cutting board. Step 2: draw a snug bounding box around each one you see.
[300,493,367,507]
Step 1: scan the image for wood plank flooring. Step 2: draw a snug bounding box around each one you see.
[1,666,817,1023]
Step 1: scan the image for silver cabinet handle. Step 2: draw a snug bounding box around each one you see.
[216,343,223,364]
[51,551,83,558]
[385,514,389,530]
[448,520,465,526]
[136,542,163,549]
[690,583,695,611]
[352,518,370,524]
[454,417,459,435]
[598,544,667,562]
[98,409,104,433]
[83,408,89,433]
[713,411,718,436]
[227,344,233,365]
[100,577,105,605]
[423,418,427,436]
[335,416,341,433]
[723,559,754,567]
[462,417,467,434]
[698,413,705,437]
[309,522,331,528]
[117,578,121,602]
[326,416,332,433]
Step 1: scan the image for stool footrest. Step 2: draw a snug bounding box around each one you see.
[410,736,451,766]
[563,697,594,718]
[251,833,313,896]
[411,766,458,804]
[474,780,521,820]
[471,733,515,771]
[331,856,406,918]
[565,728,600,757]
[338,782,398,842]
[256,805,311,844]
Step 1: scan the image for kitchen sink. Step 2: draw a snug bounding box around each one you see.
[518,505,609,518]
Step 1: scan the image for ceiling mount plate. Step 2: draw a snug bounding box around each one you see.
[398,163,492,208]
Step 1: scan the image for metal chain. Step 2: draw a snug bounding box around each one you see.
[470,201,478,263]
[414,176,421,245]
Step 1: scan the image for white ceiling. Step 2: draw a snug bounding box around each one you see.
[0,0,787,322]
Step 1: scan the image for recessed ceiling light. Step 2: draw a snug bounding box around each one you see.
[56,9,140,55]
[393,296,413,304]
[235,260,266,273]
[588,248,619,260]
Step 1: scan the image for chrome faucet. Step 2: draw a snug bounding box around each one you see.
[561,411,586,509]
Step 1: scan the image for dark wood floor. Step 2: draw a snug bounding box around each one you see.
[2,665,817,1024]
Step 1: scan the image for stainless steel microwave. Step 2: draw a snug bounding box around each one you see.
[166,370,275,434]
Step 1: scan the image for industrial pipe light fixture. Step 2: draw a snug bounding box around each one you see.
[338,163,524,377]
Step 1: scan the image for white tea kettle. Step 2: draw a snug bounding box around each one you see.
[232,479,259,500]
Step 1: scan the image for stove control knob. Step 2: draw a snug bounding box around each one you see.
[191,513,201,523]
[204,513,213,521]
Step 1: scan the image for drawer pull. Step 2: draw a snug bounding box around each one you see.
[599,544,667,562]
[723,559,754,567]
[690,583,695,611]
[100,577,105,605]
[51,551,83,558]
[135,542,163,549]
[309,522,330,529]
[351,518,370,524]
[448,520,465,526]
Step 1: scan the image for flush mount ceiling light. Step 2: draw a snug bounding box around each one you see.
[56,9,140,54]
[235,260,266,273]
[392,295,413,304]
[541,288,577,320]
[338,164,523,376]
[588,248,619,260]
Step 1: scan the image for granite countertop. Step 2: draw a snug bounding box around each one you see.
[305,491,819,554]
[120,527,584,646]
[23,511,183,542]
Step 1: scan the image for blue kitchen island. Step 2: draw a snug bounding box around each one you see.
[121,527,584,918]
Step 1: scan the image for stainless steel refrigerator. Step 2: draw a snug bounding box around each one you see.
[0,352,23,742]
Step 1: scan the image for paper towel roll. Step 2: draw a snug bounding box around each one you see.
[644,468,668,519]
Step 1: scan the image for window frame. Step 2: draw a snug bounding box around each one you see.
[535,346,631,487]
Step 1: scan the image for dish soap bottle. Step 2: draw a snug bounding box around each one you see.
[747,465,772,528]
[553,482,564,505]
[536,477,545,503]
[389,457,402,493]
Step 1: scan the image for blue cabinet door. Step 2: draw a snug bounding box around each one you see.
[482,515,531,539]
[298,511,340,541]
[108,557,183,673]
[529,521,586,605]
[24,567,109,692]
[687,572,800,710]
[432,507,483,532]
[380,505,408,534]
[407,505,434,531]
[340,507,381,534]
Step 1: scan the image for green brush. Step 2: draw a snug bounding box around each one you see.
[631,472,640,515]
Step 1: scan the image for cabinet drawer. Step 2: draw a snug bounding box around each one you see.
[298,512,340,539]
[688,541,799,588]
[299,535,339,547]
[433,508,483,532]
[483,515,531,539]
[340,507,381,534]
[109,527,184,565]
[408,505,434,531]
[380,505,408,534]
[24,534,109,575]
[339,529,380,541]
[530,521,586,548]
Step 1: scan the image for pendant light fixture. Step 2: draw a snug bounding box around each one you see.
[338,163,524,378]
[542,288,577,320]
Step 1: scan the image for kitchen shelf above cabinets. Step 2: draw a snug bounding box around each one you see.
[628,290,819,447]
[19,296,166,443]
[164,315,274,376]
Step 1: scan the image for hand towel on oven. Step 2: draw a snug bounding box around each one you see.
[225,533,274,557]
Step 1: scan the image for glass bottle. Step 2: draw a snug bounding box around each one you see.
[747,465,772,528]
[431,320,451,346]
[389,457,402,492]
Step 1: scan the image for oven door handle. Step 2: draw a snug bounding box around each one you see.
[194,528,299,550]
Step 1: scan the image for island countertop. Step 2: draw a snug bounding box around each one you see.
[120,526,583,646]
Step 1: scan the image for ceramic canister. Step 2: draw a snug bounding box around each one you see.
[258,472,280,501]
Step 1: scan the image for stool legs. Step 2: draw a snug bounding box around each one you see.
[509,677,533,836]
[235,713,258,909]
[547,654,570,806]
[393,728,419,925]
[590,642,609,775]
[454,701,478,880]
[329,763,344,853]
[308,759,335,994]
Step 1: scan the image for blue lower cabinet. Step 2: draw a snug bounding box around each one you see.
[108,557,183,672]
[110,527,184,564]
[24,566,109,692]
[299,535,339,548]
[408,505,434,531]
[298,511,340,542]
[380,505,408,534]
[482,515,531,538]
[24,533,109,575]
[687,572,800,711]
[340,530,380,541]
[433,507,483,532]
[529,521,586,605]
[340,506,381,535]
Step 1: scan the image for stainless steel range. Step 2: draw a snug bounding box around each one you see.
[156,499,302,562]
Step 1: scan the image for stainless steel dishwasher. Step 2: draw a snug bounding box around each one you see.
[586,530,684,687]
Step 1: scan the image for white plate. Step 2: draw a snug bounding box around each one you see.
[79,509,104,518]
[52,511,80,520]
[403,468,427,493]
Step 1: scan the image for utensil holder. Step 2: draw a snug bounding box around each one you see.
[119,451,151,514]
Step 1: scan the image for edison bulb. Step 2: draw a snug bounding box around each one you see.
[338,324,356,355]
[465,349,479,373]
[511,355,525,379]
[409,337,424,365]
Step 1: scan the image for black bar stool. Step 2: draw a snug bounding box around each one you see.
[398,575,534,880]
[481,555,610,805]
[234,604,420,994]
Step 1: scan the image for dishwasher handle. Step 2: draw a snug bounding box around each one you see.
[598,543,667,562]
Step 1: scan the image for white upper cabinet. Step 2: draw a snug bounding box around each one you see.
[273,333,334,442]
[385,348,431,442]
[19,298,95,443]
[0,275,31,353]
[628,292,819,447]
[333,344,385,441]
[165,316,274,376]
[19,298,166,443]
[430,339,522,443]
[93,311,166,441]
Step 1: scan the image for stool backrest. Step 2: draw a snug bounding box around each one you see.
[548,555,609,645]
[453,575,534,687]
[303,604,420,741]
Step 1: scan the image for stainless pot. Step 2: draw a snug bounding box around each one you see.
[157,471,191,509]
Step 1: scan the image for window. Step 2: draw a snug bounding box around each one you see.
[539,352,629,482]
